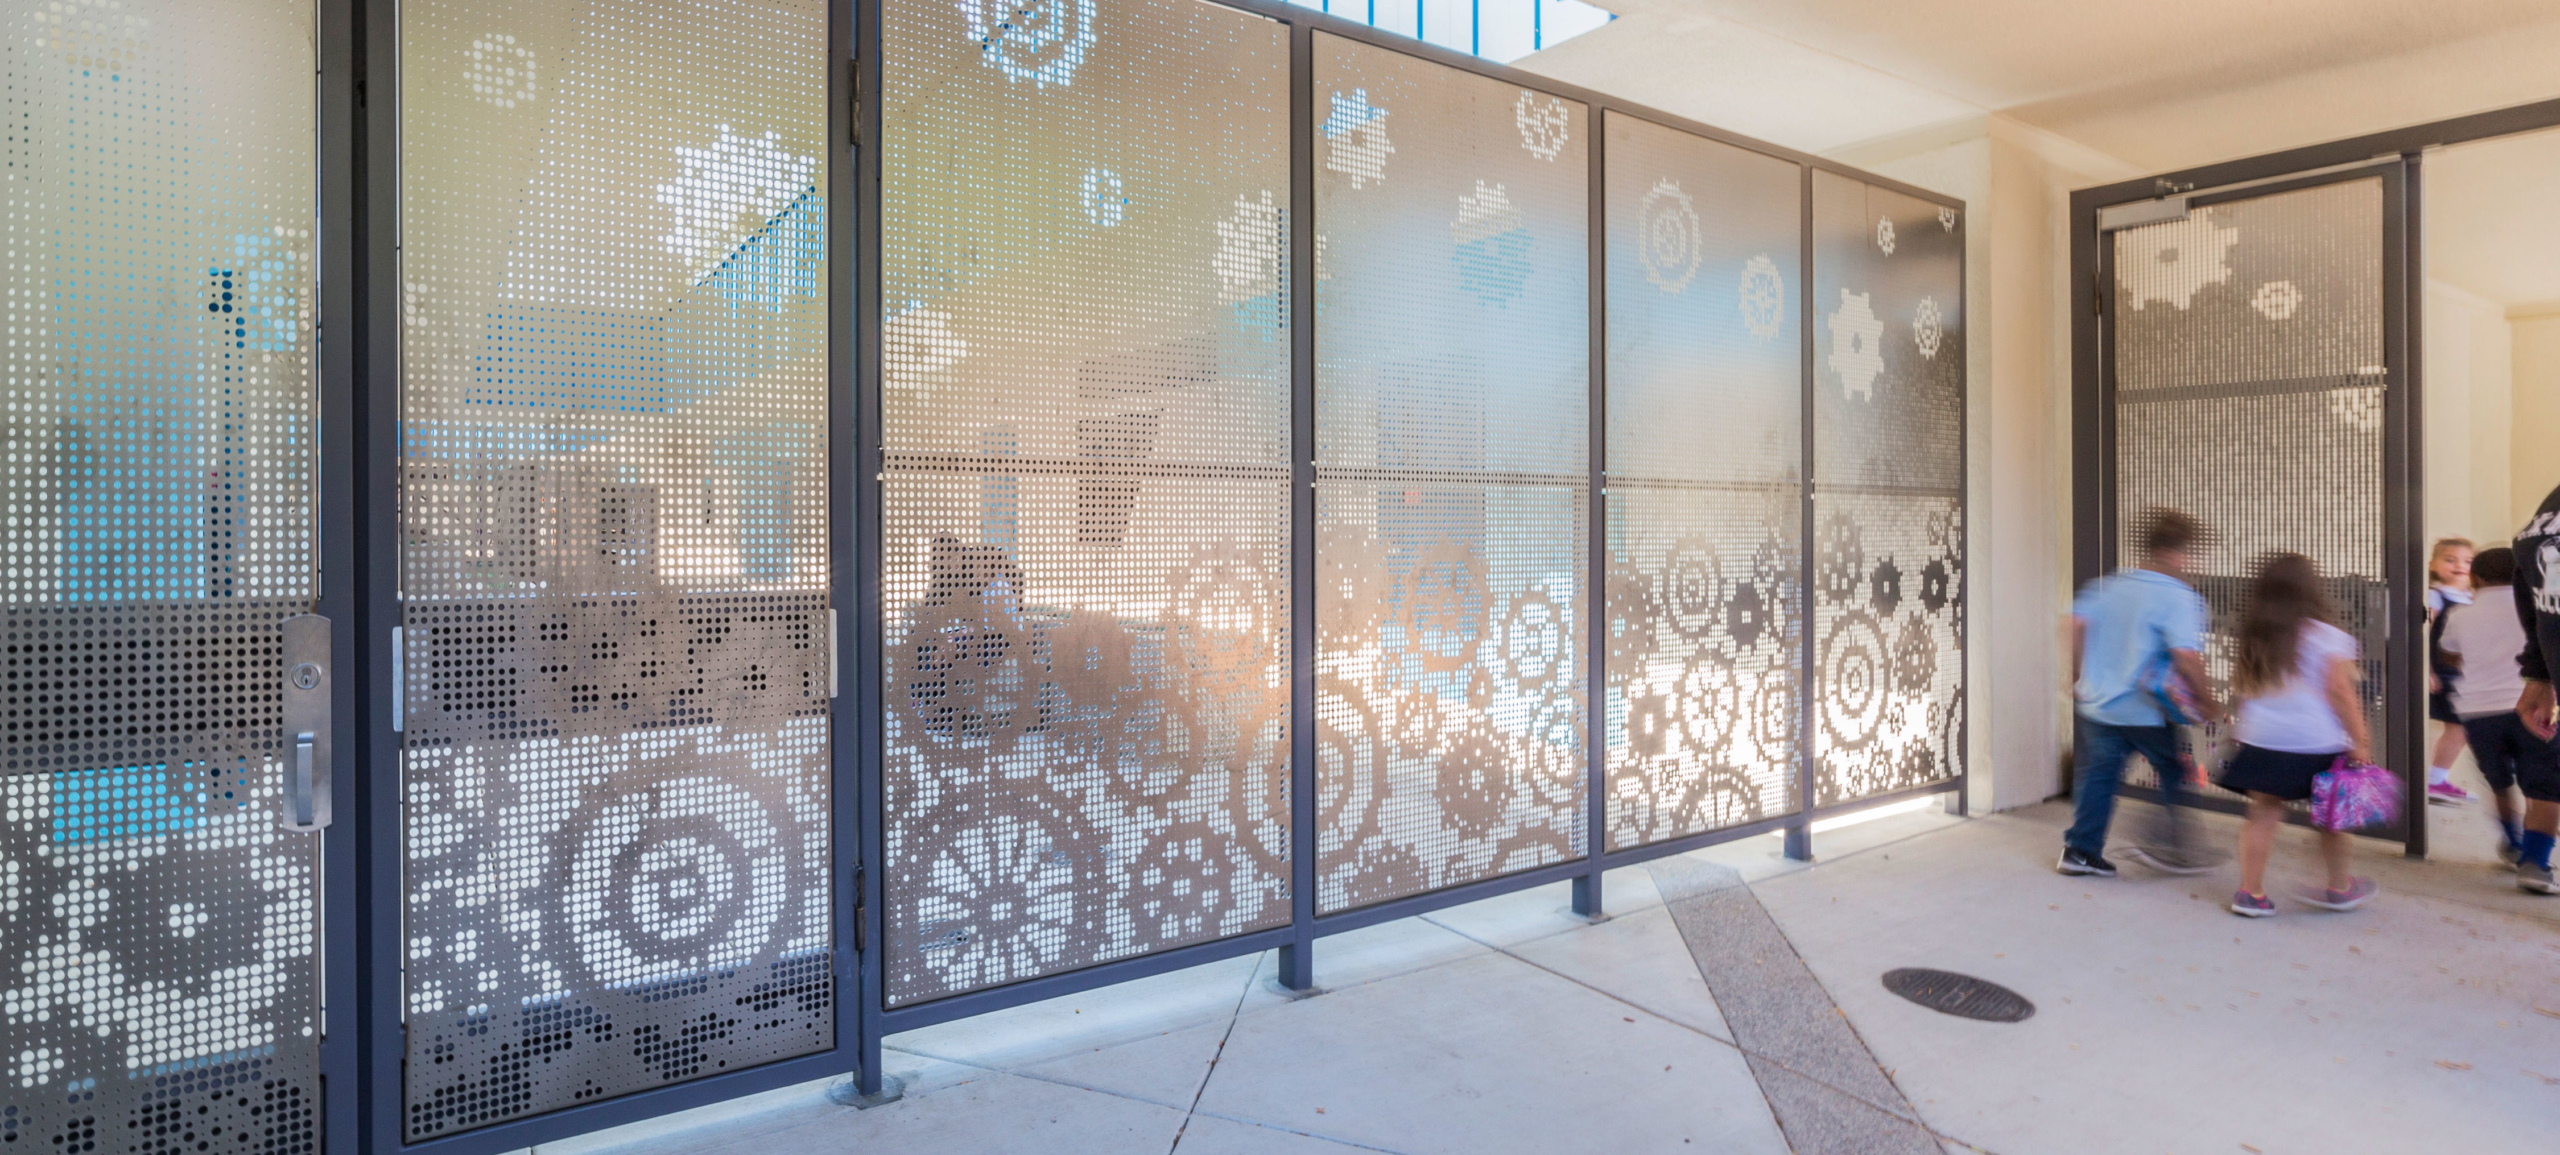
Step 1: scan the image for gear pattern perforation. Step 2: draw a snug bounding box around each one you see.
[1811,172,1966,806]
[1601,112,1805,849]
[1313,34,1589,913]
[879,0,1292,1006]
[2109,180,2388,794]
[398,0,834,1136]
[0,1,321,1149]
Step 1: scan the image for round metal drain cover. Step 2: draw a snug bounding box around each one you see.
[1881,968,2034,1022]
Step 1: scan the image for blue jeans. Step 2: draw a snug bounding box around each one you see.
[2065,716,2197,856]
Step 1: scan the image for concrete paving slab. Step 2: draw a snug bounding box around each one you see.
[873,1045,1004,1099]
[1171,1114,1395,1154]
[1414,880,1595,948]
[1799,804,1969,863]
[1408,866,1675,948]
[887,949,1268,1071]
[1505,904,1739,1042]
[649,1074,1187,1155]
[1019,1017,1235,1109]
[529,1055,988,1155]
[1300,914,1483,991]
[1599,861,1669,913]
[1753,804,2560,1155]
[1194,949,1789,1155]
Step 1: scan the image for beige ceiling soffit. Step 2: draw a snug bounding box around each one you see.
[2505,299,2560,320]
[1984,115,2145,182]
[1826,112,2144,182]
[1822,113,1993,169]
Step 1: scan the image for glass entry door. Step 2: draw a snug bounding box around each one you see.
[2099,167,2415,839]
[0,1,324,1150]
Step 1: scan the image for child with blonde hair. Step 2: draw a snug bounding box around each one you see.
[2425,537,2477,803]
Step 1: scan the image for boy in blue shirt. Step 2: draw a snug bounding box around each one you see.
[2063,508,2225,877]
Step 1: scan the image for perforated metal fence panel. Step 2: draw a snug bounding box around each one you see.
[0,2,321,1151]
[1601,112,1804,849]
[877,0,1293,1007]
[1810,172,1966,807]
[396,0,834,1137]
[2109,178,2389,792]
[1311,34,1589,913]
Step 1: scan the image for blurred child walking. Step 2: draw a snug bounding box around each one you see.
[2219,553,2374,916]
[2425,538,2476,803]
[2437,546,2555,880]
[2062,508,2222,877]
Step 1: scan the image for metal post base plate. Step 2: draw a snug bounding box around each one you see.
[827,1074,908,1110]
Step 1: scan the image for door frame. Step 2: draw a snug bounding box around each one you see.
[348,0,868,1150]
[2068,97,2560,858]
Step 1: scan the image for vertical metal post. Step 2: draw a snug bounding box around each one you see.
[352,0,409,1144]
[1952,201,1972,820]
[1785,164,1816,862]
[844,0,896,1096]
[1278,17,1320,991]
[315,0,363,1148]
[1572,107,1607,917]
[2387,157,2426,859]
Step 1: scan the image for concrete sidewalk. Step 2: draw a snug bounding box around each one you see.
[531,800,2560,1155]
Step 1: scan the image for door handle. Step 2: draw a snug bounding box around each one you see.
[292,732,318,828]
[281,614,333,831]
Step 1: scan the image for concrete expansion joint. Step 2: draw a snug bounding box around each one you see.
[1649,857,1948,1155]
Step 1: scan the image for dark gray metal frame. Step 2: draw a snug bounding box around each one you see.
[314,0,1965,1150]
[842,0,1966,1092]
[2070,99,2560,857]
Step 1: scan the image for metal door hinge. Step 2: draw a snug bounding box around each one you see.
[849,58,861,147]
[852,867,868,953]
[827,607,842,698]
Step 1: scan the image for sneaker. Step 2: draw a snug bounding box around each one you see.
[2121,846,2220,876]
[2299,877,2378,912]
[2229,891,2276,918]
[2499,842,2524,869]
[2522,864,2559,895]
[2427,782,2475,805]
[2057,847,2118,878]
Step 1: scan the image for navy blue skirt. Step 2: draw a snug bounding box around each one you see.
[2217,745,2344,803]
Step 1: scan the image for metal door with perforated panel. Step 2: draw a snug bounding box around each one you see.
[2098,168,2413,837]
[0,2,323,1151]
[394,0,835,1137]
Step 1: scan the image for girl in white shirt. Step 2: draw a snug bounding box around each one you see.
[2217,552,2375,916]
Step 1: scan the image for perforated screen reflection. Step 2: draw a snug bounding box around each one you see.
[879,0,1293,1006]
[1312,33,1588,913]
[0,3,323,1148]
[1602,112,1804,848]
[397,0,834,1135]
[1809,171,1965,806]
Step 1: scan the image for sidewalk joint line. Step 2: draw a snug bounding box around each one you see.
[1165,948,1265,1153]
